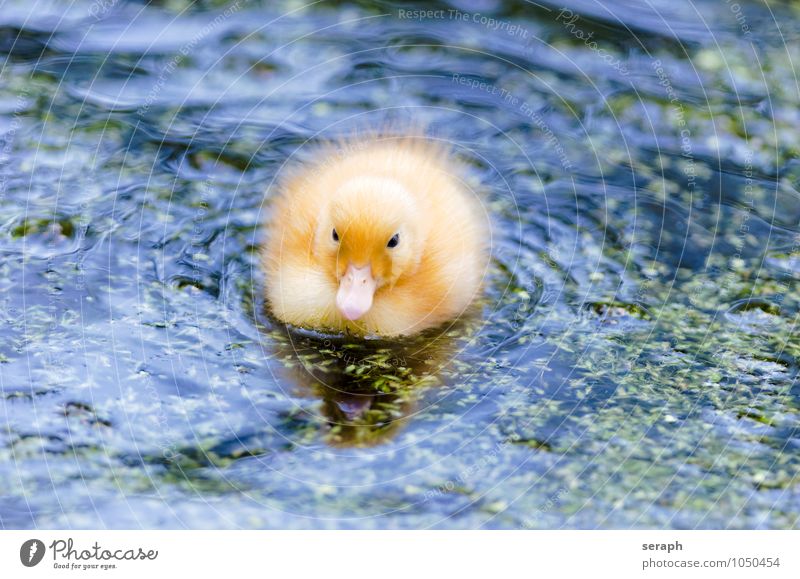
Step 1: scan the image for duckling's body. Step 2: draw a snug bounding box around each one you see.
[263,136,489,337]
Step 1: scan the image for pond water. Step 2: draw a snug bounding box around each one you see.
[1,0,799,529]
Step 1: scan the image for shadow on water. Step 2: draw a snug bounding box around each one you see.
[256,300,485,446]
[267,329,436,446]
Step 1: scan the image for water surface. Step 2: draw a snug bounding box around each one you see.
[1,0,799,528]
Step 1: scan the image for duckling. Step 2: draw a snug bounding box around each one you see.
[262,135,489,337]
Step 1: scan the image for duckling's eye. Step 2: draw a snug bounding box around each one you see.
[387,233,400,248]
[332,228,339,242]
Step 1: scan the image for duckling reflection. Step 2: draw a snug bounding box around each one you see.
[267,326,456,446]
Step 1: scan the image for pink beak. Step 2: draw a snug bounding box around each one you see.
[336,264,377,321]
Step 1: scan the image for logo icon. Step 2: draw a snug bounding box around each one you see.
[20,539,46,567]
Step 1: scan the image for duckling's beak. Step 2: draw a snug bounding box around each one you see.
[336,264,377,321]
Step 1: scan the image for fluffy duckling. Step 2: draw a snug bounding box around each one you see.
[263,135,489,337]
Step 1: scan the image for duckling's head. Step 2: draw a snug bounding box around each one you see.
[314,175,424,322]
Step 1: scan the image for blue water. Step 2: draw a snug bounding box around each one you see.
[0,0,798,528]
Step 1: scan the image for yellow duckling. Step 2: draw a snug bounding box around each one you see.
[262,135,489,337]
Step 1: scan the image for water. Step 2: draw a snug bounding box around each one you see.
[1,0,798,529]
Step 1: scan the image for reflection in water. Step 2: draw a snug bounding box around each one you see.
[1,0,799,529]
[266,326,457,446]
